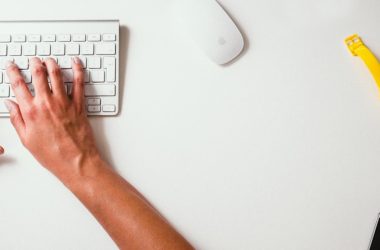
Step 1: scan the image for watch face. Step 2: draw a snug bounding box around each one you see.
[369,215,380,250]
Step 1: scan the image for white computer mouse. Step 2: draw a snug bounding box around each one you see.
[173,0,245,65]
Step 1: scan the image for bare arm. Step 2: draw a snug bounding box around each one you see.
[4,57,193,250]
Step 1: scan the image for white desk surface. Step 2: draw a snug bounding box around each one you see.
[0,0,380,249]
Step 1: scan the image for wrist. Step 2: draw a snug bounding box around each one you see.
[55,151,109,192]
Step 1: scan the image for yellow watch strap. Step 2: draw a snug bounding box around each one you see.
[345,34,380,90]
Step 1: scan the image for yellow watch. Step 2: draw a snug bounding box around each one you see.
[345,34,380,90]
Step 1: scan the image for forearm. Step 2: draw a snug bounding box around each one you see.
[59,155,193,250]
[5,58,193,249]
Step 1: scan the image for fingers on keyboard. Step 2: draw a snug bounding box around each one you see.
[72,57,85,111]
[0,29,118,115]
[6,62,32,105]
[30,57,50,97]
[45,58,66,98]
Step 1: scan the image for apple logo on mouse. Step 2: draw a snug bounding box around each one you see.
[218,37,227,46]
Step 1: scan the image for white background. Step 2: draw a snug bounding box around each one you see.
[0,0,380,249]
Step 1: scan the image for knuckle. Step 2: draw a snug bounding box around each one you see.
[7,64,18,72]
[12,77,25,88]
[49,66,61,77]
[76,105,85,115]
[75,64,84,71]
[31,65,46,76]
[40,105,49,114]
[36,99,50,111]
[60,103,70,113]
[6,66,19,77]
[73,75,83,84]
[74,65,83,72]
[24,105,38,120]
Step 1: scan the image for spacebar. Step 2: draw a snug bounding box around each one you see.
[84,84,116,96]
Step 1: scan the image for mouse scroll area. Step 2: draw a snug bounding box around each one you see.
[173,0,245,65]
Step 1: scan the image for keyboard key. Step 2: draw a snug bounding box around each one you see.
[72,34,86,42]
[103,57,116,82]
[103,34,116,41]
[0,101,9,113]
[0,57,13,69]
[66,43,80,55]
[88,34,101,42]
[87,105,101,113]
[84,70,90,82]
[85,84,115,96]
[0,85,10,97]
[0,72,3,83]
[62,69,89,83]
[22,44,36,56]
[27,84,35,96]
[37,44,50,56]
[90,70,105,82]
[14,57,29,70]
[87,98,101,105]
[51,43,65,55]
[61,69,73,82]
[66,83,72,94]
[13,34,26,42]
[96,43,116,55]
[57,34,71,42]
[58,57,72,69]
[8,44,21,56]
[3,73,9,83]
[0,44,7,56]
[0,35,11,42]
[102,105,116,112]
[42,34,56,42]
[28,34,41,42]
[88,57,101,69]
[81,43,94,55]
[21,70,32,83]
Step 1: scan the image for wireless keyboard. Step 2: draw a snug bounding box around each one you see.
[0,20,120,116]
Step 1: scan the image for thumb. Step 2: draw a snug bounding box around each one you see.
[4,100,25,141]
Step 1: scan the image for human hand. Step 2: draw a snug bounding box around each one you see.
[4,58,194,250]
[4,57,100,181]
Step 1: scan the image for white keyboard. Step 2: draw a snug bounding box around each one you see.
[0,20,120,116]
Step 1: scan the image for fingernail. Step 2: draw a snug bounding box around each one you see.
[0,146,4,155]
[29,57,38,65]
[5,60,14,69]
[4,100,12,112]
[72,57,81,65]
